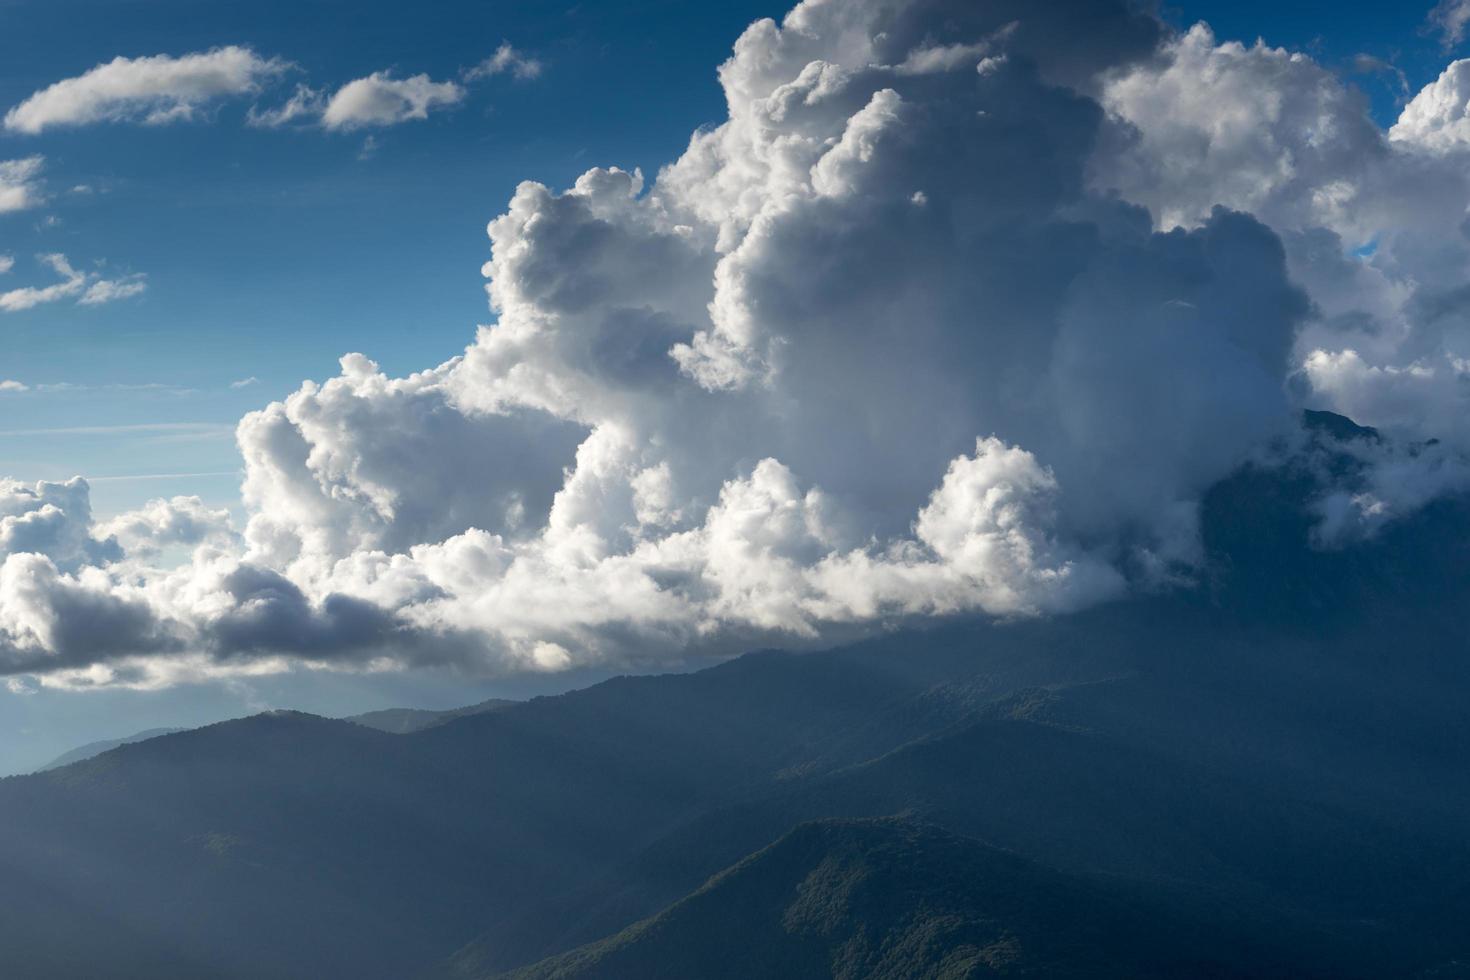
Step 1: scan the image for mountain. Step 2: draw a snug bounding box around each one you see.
[503,818,1317,980]
[345,697,518,734]
[35,727,187,772]
[0,414,1467,979]
[31,698,517,774]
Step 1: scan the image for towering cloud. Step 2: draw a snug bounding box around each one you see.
[5,0,1470,687]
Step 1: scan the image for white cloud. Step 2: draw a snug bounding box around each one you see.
[4,47,287,133]
[8,0,1470,687]
[0,254,86,312]
[230,376,260,389]
[1389,58,1470,151]
[245,83,325,128]
[79,275,147,306]
[319,72,464,130]
[1430,0,1470,48]
[0,255,13,275]
[0,381,26,393]
[0,478,120,572]
[95,495,235,558]
[464,43,544,82]
[0,255,146,313]
[0,157,45,213]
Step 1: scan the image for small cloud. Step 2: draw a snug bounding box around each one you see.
[246,83,325,128]
[0,156,45,213]
[79,275,147,306]
[464,43,544,82]
[0,254,146,313]
[357,134,380,160]
[0,255,13,275]
[0,254,85,311]
[229,376,260,389]
[1351,53,1408,96]
[1430,0,1470,48]
[0,380,28,392]
[3,47,289,133]
[320,72,464,130]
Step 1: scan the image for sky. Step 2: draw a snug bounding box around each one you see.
[4,0,1470,773]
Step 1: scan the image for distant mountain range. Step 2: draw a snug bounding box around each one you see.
[36,728,189,772]
[344,697,518,735]
[1,413,1467,978]
[32,698,518,772]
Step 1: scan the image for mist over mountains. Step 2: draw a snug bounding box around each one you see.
[2,416,1467,978]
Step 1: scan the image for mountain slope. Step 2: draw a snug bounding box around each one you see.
[346,697,518,734]
[505,818,1321,980]
[36,727,187,772]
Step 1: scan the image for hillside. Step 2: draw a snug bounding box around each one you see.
[345,697,518,734]
[36,727,187,772]
[505,818,1319,980]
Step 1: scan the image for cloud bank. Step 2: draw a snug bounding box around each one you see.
[7,0,1470,688]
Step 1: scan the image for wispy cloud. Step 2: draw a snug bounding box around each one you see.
[464,43,544,82]
[0,254,146,313]
[229,376,260,389]
[0,380,27,393]
[4,47,287,133]
[86,469,240,483]
[79,275,148,306]
[1430,0,1470,48]
[0,157,45,213]
[0,255,13,275]
[252,46,539,133]
[245,83,324,128]
[250,71,464,130]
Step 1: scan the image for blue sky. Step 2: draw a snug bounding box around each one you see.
[2,0,1469,774]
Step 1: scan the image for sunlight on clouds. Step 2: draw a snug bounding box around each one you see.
[4,0,1470,687]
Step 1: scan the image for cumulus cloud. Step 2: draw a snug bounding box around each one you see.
[464,43,544,82]
[1091,16,1470,531]
[1390,58,1470,150]
[0,255,146,313]
[95,495,235,558]
[3,47,287,133]
[0,157,45,213]
[0,479,121,572]
[7,0,1470,687]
